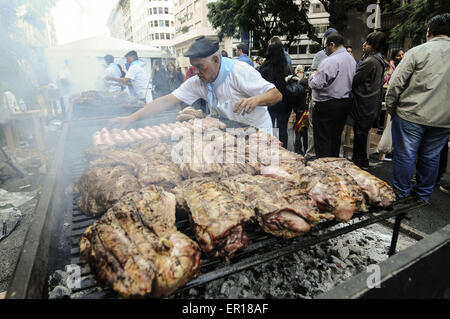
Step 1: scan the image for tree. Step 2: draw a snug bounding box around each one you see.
[207,0,317,56]
[318,0,366,33]
[388,0,449,46]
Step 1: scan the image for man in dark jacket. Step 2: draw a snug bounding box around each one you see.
[351,32,388,169]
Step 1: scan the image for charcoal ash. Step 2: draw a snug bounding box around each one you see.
[172,226,405,299]
[48,224,415,299]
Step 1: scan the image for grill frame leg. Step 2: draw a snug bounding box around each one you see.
[388,213,405,256]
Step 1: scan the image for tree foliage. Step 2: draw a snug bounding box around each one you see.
[318,0,366,33]
[0,0,56,101]
[207,0,317,56]
[388,0,449,46]
[319,0,449,47]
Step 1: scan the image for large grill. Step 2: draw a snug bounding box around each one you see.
[5,103,427,299]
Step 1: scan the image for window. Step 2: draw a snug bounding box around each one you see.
[164,7,168,14]
[166,33,170,39]
[160,33,165,39]
[155,33,160,40]
[148,9,152,15]
[312,3,326,13]
[171,21,174,27]
[159,20,164,27]
[158,7,163,14]
[288,46,298,54]
[153,7,157,14]
[165,20,169,27]
[152,34,155,40]
[154,20,158,27]
[299,45,307,54]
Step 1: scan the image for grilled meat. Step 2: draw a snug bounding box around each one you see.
[296,166,367,222]
[80,186,201,298]
[175,177,255,260]
[223,175,320,238]
[176,106,204,122]
[307,158,396,207]
[74,166,141,216]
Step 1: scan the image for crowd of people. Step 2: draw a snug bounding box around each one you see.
[107,13,449,202]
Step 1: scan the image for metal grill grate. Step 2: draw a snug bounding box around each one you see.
[59,112,427,299]
[65,157,425,299]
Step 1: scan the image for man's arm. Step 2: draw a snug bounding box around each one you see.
[108,93,181,129]
[308,60,337,90]
[233,87,282,114]
[105,76,131,86]
[385,51,415,115]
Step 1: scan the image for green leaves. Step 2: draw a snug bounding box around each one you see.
[389,0,447,46]
[207,0,316,56]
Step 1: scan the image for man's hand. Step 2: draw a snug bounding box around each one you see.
[107,116,133,130]
[233,97,260,115]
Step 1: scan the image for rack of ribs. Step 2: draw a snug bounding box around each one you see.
[173,177,255,260]
[79,186,202,298]
[307,158,396,207]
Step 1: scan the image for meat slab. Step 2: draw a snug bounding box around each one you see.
[79,186,202,298]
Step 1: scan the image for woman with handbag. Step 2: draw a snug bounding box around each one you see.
[258,42,292,148]
[351,32,388,169]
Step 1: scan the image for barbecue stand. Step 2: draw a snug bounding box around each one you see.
[6,107,427,299]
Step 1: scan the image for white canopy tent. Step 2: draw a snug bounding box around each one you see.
[45,35,166,94]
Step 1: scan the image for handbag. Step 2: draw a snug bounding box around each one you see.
[284,70,306,114]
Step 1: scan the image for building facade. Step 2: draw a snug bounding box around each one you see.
[171,0,220,72]
[286,0,330,67]
[108,0,175,56]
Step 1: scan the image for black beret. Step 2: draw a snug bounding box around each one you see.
[184,36,220,58]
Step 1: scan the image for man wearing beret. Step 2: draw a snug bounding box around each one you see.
[109,36,282,134]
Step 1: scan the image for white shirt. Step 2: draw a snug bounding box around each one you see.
[103,64,122,92]
[172,61,275,134]
[126,62,150,102]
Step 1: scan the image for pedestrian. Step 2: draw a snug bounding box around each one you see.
[184,65,195,82]
[268,36,292,65]
[254,57,264,70]
[109,36,282,133]
[103,54,123,93]
[386,13,450,202]
[236,43,254,67]
[258,41,293,147]
[288,64,309,155]
[346,45,354,58]
[152,59,170,99]
[437,137,449,194]
[305,27,338,160]
[308,32,356,158]
[350,32,388,169]
[105,50,151,103]
[383,48,405,88]
[166,62,183,93]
